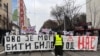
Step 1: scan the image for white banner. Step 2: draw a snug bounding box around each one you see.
[42,28,51,34]
[25,26,36,34]
[5,35,98,52]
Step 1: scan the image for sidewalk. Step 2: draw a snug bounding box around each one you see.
[66,51,100,56]
[66,45,100,56]
[0,44,4,52]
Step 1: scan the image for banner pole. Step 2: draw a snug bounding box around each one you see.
[40,50,43,56]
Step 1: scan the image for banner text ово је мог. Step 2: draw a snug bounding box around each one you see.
[5,35,54,52]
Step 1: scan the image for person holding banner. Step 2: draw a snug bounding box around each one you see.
[53,32,64,56]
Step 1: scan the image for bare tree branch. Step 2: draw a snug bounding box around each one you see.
[51,0,81,30]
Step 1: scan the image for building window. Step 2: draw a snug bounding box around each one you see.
[0,15,1,19]
[0,4,1,7]
[0,0,1,7]
[0,0,1,3]
[4,3,7,11]
[0,0,2,4]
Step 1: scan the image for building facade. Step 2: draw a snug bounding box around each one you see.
[18,0,31,34]
[0,0,12,43]
[18,0,26,34]
[0,0,12,33]
[0,0,12,30]
[18,0,25,30]
[86,0,100,29]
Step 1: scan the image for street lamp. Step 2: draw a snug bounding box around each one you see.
[6,3,9,31]
[4,3,11,32]
[63,6,67,35]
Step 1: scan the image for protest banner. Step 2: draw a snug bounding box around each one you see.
[5,35,98,52]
